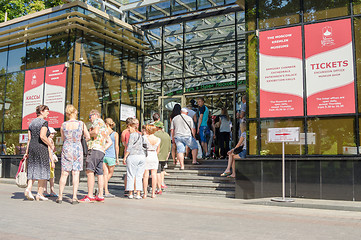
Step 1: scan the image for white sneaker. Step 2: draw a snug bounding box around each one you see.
[128,195,134,199]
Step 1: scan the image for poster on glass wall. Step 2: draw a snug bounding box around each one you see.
[44,64,67,128]
[259,26,304,118]
[305,18,355,115]
[22,68,45,130]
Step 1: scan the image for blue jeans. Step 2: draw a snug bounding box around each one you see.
[175,136,198,153]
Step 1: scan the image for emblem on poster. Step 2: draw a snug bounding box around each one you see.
[321,26,335,47]
[31,73,37,85]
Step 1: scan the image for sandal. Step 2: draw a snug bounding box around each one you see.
[49,193,58,197]
[192,162,201,165]
[227,175,235,178]
[220,172,231,177]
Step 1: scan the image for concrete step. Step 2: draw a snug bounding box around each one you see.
[163,186,235,198]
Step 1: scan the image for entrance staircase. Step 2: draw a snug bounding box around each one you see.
[79,158,235,198]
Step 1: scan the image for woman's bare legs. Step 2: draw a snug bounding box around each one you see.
[58,170,69,200]
[103,163,109,195]
[25,179,35,199]
[150,169,157,198]
[72,171,80,200]
[104,164,115,195]
[223,155,233,174]
[229,154,240,178]
[143,170,149,199]
[37,179,46,196]
[172,143,177,164]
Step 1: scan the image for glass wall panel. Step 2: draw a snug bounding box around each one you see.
[246,33,257,119]
[144,81,161,122]
[121,78,141,107]
[164,50,183,79]
[46,33,69,66]
[104,42,122,74]
[149,2,171,20]
[164,23,183,50]
[259,0,300,29]
[172,0,196,15]
[308,117,355,155]
[128,7,147,24]
[238,39,246,72]
[354,17,361,113]
[0,75,6,130]
[82,34,105,69]
[79,67,103,122]
[0,46,8,74]
[103,73,121,132]
[123,54,138,79]
[3,131,28,155]
[7,43,26,73]
[146,27,162,53]
[144,54,161,82]
[185,14,235,48]
[237,11,246,36]
[304,0,349,22]
[248,120,257,155]
[185,43,235,77]
[185,73,236,94]
[198,0,224,10]
[260,119,305,155]
[26,37,47,70]
[163,79,183,96]
[4,72,24,131]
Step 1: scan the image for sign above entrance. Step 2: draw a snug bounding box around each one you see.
[305,19,355,115]
[267,127,300,143]
[259,26,304,118]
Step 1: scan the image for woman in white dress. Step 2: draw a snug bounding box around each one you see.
[143,124,161,198]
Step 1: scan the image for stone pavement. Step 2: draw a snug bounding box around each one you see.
[1,181,361,240]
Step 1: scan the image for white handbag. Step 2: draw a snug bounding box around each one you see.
[15,158,27,188]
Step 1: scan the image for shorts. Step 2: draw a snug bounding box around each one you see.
[238,149,246,159]
[199,126,210,143]
[104,157,116,167]
[86,149,105,175]
[175,136,198,154]
[157,161,166,173]
[49,162,55,179]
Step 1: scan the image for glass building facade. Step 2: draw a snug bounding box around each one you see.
[0,1,145,158]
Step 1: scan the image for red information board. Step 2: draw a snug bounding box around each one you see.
[259,26,304,118]
[44,64,67,128]
[305,19,355,115]
[22,68,45,130]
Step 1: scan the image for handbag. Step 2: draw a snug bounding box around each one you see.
[233,145,244,154]
[15,157,27,188]
[81,122,88,157]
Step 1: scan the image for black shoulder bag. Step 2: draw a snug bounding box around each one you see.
[81,122,88,157]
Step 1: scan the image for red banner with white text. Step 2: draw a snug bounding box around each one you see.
[22,68,45,130]
[44,64,67,128]
[305,19,355,115]
[259,26,304,118]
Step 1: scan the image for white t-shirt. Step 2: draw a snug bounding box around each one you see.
[170,114,195,137]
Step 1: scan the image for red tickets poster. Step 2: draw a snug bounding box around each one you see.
[305,19,355,115]
[44,64,67,128]
[259,26,304,118]
[22,68,45,130]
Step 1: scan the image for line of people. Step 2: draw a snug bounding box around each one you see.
[23,104,172,203]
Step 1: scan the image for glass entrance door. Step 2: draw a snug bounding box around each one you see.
[158,95,185,133]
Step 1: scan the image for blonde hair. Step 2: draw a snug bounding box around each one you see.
[89,109,100,117]
[105,118,116,128]
[240,122,246,133]
[65,104,77,118]
[145,124,158,135]
[130,118,139,127]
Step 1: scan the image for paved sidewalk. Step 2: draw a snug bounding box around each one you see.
[1,181,361,240]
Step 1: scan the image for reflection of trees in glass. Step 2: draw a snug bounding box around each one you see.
[303,0,349,22]
[0,0,65,22]
[259,0,300,28]
[47,34,69,65]
[4,72,24,131]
